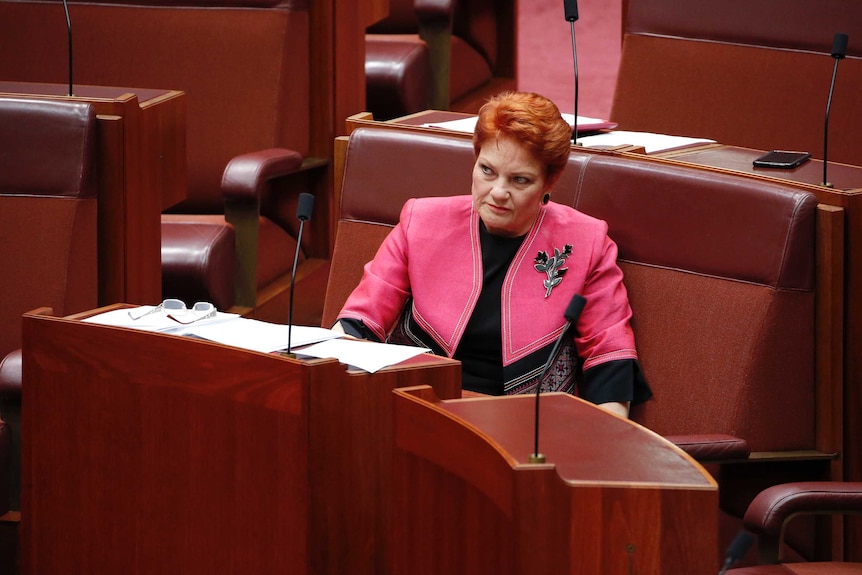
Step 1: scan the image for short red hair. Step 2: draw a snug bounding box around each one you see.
[473,91,572,185]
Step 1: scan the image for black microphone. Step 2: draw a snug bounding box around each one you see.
[563,0,580,144]
[822,32,848,188]
[61,0,73,96]
[286,192,314,356]
[529,293,587,463]
[718,530,753,575]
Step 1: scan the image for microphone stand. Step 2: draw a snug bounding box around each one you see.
[62,0,73,96]
[563,0,580,146]
[569,21,579,145]
[822,32,848,188]
[529,293,586,464]
[285,192,315,358]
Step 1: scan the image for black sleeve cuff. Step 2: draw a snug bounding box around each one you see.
[335,318,383,343]
[580,359,652,406]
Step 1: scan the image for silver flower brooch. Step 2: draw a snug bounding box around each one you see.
[534,245,573,298]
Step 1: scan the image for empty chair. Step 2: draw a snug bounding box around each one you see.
[0,96,99,511]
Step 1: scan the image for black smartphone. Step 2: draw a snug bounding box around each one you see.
[752,150,811,169]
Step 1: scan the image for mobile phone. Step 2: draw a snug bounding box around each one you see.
[752,150,811,169]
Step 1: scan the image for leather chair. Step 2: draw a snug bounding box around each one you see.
[365,0,517,119]
[0,0,330,326]
[0,96,99,512]
[728,482,862,574]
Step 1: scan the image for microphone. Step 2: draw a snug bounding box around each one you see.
[61,0,73,96]
[718,530,753,575]
[529,293,587,463]
[563,0,580,144]
[285,192,315,356]
[822,32,848,188]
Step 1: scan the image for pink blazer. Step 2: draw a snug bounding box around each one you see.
[338,196,638,372]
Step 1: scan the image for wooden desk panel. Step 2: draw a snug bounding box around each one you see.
[393,388,717,575]
[21,306,461,575]
[0,83,187,306]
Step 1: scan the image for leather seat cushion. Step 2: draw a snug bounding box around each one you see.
[366,34,432,118]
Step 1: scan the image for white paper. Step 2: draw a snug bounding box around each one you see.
[422,113,610,134]
[83,308,342,353]
[296,338,431,373]
[577,130,715,153]
[182,319,342,353]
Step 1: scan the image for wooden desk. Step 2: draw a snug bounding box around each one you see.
[21,305,460,575]
[393,387,718,575]
[0,82,186,306]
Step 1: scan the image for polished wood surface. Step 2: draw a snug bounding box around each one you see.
[0,82,187,307]
[392,387,718,575]
[21,306,460,575]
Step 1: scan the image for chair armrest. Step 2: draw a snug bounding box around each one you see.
[743,481,862,564]
[222,148,305,203]
[222,149,328,310]
[0,350,22,401]
[666,434,751,462]
[744,482,862,535]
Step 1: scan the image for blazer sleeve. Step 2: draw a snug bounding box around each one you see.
[336,199,416,341]
[574,222,639,371]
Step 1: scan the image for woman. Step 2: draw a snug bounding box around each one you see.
[334,91,651,417]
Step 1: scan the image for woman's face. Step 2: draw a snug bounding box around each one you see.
[471,135,548,237]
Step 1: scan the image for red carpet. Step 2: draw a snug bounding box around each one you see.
[517,0,621,121]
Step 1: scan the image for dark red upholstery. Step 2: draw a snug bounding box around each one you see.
[365,35,433,119]
[0,0,328,325]
[0,96,99,513]
[365,0,515,119]
[0,97,98,363]
[613,0,862,167]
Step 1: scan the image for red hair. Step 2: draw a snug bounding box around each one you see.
[473,91,572,185]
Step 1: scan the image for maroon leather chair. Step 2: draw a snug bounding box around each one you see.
[0,96,99,512]
[365,0,517,119]
[728,483,862,574]
[0,0,330,326]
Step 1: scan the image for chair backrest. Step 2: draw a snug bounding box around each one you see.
[0,97,98,359]
[613,0,862,167]
[327,127,821,454]
[0,0,311,214]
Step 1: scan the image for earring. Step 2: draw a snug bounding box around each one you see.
[542,193,551,205]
